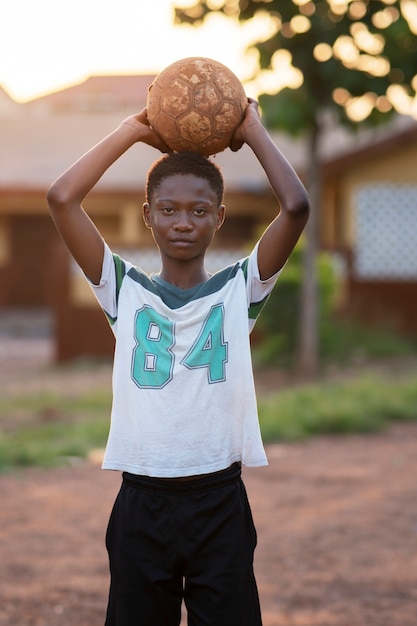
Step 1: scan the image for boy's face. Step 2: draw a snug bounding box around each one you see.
[143,174,225,262]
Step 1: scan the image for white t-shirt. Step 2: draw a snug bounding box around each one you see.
[89,242,280,477]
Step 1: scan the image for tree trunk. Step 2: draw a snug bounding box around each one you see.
[296,123,321,376]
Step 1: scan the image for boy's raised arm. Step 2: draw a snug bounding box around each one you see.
[47,110,170,285]
[232,100,310,280]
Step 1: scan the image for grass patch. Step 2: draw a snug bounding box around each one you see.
[0,389,112,472]
[259,373,417,442]
[320,318,417,364]
[1,361,417,471]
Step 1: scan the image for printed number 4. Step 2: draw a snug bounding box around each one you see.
[132,304,228,388]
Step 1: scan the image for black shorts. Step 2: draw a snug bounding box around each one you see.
[104,463,262,626]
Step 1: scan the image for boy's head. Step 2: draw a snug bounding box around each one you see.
[145,152,224,207]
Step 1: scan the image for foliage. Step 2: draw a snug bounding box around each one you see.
[258,372,417,441]
[254,279,417,370]
[175,0,417,133]
[320,318,417,364]
[253,237,336,367]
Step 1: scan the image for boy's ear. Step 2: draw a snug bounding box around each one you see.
[216,204,226,231]
[143,203,151,228]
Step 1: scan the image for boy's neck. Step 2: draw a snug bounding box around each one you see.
[158,261,210,290]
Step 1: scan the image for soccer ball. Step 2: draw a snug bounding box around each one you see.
[146,57,247,157]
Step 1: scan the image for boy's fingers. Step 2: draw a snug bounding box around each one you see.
[230,138,244,152]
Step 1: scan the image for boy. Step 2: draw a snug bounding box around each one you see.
[47,98,309,626]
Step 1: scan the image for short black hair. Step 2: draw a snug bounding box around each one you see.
[145,152,224,206]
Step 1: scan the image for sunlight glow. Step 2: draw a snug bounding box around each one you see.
[375,95,393,113]
[333,36,360,67]
[350,23,385,55]
[357,55,391,77]
[314,43,333,62]
[290,15,311,33]
[346,92,377,121]
[299,2,316,17]
[251,49,304,95]
[248,9,282,42]
[0,0,265,102]
[206,0,228,9]
[387,84,415,115]
[349,2,368,20]
[401,0,417,34]
[2,0,416,117]
[333,87,351,105]
[372,6,400,28]
[329,1,349,16]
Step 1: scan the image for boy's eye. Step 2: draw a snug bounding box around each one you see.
[194,207,206,215]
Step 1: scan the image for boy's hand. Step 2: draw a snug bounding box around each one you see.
[230,99,262,152]
[120,109,173,154]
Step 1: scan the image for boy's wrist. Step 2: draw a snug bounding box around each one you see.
[118,119,146,143]
[244,122,269,148]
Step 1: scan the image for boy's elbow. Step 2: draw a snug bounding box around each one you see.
[46,180,71,213]
[300,195,311,218]
[46,180,60,209]
[287,192,310,220]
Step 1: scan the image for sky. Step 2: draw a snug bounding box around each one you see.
[0,0,272,102]
[2,0,415,118]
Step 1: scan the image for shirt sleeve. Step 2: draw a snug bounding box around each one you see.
[87,243,120,327]
[245,241,282,330]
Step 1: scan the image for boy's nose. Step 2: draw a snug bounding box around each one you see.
[173,212,192,231]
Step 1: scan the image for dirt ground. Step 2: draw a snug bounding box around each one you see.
[1,341,417,626]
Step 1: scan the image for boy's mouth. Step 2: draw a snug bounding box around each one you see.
[170,238,194,244]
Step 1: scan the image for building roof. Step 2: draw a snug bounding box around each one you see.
[0,86,22,116]
[323,119,417,178]
[26,74,156,114]
[1,74,416,193]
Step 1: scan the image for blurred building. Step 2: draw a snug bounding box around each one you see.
[0,76,416,360]
[321,122,417,337]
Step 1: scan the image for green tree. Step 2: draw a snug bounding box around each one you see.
[174,0,417,374]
